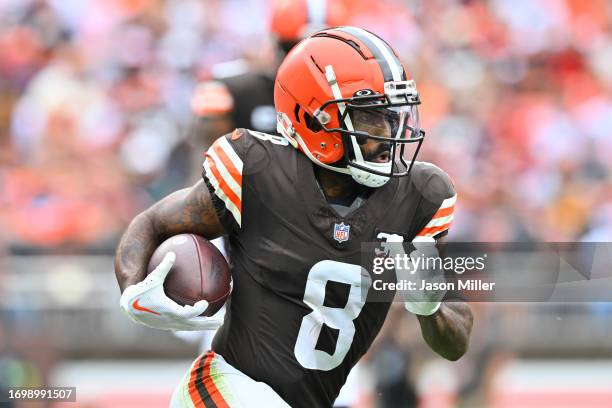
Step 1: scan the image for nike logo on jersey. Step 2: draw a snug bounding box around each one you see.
[132,299,160,316]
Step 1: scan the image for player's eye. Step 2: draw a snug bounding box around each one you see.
[349,109,393,138]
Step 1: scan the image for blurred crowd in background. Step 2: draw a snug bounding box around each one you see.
[1,1,612,407]
[1,0,611,252]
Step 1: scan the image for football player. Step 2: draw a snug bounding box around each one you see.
[116,27,473,408]
[182,0,348,257]
[177,6,361,406]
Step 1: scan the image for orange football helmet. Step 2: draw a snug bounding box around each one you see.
[274,26,424,187]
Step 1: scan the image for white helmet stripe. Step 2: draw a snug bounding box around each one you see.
[337,26,403,82]
[325,65,365,163]
[352,27,402,81]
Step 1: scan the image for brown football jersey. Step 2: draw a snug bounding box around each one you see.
[202,129,456,408]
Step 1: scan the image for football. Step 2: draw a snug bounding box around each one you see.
[147,234,231,316]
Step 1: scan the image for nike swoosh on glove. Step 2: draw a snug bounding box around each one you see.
[119,252,224,331]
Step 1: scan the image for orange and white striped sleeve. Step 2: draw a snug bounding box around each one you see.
[416,193,457,238]
[202,131,244,231]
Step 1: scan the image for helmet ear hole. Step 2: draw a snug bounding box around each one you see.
[303,111,322,133]
[294,104,301,123]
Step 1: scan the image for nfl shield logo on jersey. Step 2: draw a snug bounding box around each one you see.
[333,222,350,243]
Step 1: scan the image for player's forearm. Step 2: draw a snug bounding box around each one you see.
[114,183,226,292]
[114,188,191,292]
[114,211,162,292]
[417,301,473,361]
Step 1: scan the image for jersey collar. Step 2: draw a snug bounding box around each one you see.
[297,155,399,249]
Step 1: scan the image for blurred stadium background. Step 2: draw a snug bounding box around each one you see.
[1,0,612,407]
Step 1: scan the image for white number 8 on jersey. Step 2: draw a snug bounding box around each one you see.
[294,260,371,371]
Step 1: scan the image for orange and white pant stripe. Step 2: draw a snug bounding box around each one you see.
[170,351,290,408]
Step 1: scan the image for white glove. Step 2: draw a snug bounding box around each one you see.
[402,236,446,316]
[380,235,446,316]
[119,252,224,331]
